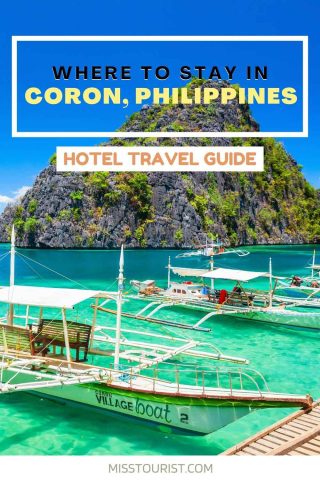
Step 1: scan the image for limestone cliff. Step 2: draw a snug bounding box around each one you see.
[0,79,319,248]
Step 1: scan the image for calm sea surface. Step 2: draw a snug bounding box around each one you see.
[0,244,319,455]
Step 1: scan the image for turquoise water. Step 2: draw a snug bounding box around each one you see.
[0,244,320,455]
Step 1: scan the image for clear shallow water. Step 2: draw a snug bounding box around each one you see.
[0,244,319,455]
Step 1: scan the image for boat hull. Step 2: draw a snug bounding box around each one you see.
[223,308,320,330]
[0,369,296,436]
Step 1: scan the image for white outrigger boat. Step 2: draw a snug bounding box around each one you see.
[276,250,320,297]
[0,228,312,435]
[176,238,249,259]
[130,259,320,330]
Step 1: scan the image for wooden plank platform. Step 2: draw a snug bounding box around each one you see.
[222,401,320,456]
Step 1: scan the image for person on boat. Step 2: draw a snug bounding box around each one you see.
[247,294,255,306]
[291,275,303,287]
[311,280,320,288]
[201,285,209,295]
[218,289,228,304]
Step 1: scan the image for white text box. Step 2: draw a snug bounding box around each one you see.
[56,146,264,172]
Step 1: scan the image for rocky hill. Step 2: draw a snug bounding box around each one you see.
[0,79,319,248]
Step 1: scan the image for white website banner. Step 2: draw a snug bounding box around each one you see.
[56,146,264,172]
[0,456,319,480]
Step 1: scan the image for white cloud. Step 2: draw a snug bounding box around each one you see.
[0,195,13,203]
[0,186,31,205]
[14,186,31,199]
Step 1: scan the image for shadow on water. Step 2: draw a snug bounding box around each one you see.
[0,393,221,455]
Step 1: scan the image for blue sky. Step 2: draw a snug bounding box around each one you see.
[0,0,319,209]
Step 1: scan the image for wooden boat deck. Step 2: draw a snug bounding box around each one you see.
[222,400,320,456]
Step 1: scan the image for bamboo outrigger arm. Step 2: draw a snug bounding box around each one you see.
[94,305,212,332]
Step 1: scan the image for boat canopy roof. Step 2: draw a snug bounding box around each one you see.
[201,268,268,282]
[170,267,210,277]
[0,285,100,309]
[307,264,320,270]
[200,243,222,247]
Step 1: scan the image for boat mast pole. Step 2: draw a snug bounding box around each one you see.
[61,307,71,369]
[8,225,15,325]
[210,257,214,291]
[89,297,99,349]
[269,257,273,308]
[312,249,316,279]
[168,256,171,288]
[114,245,124,370]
